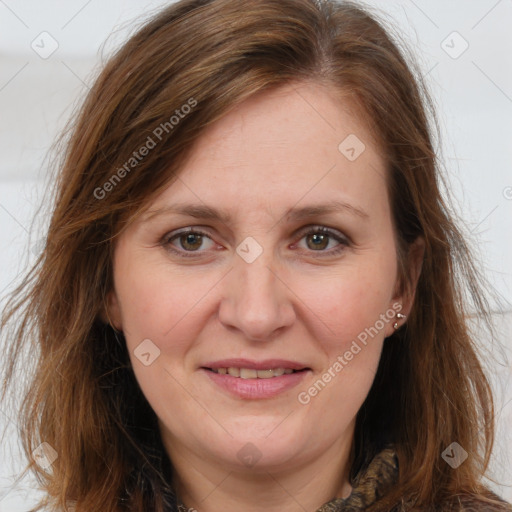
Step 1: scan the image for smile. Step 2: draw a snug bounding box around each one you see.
[208,367,300,378]
[201,367,311,399]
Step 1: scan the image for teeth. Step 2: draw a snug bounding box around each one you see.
[255,369,277,379]
[213,367,299,378]
[227,367,240,377]
[240,368,258,379]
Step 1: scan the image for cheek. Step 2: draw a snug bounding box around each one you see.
[290,257,395,411]
[113,251,213,349]
[296,274,388,429]
[294,262,396,347]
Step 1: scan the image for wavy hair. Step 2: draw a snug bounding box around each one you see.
[1,0,509,510]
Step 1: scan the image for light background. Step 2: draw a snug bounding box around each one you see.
[0,0,511,509]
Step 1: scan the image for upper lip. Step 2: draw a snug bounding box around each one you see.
[201,359,309,371]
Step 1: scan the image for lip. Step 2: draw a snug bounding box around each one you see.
[201,358,308,371]
[200,367,311,399]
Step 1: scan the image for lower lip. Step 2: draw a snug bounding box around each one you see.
[201,368,310,399]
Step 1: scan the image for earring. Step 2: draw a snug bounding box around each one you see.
[393,313,407,330]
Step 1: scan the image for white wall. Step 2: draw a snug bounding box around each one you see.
[0,1,511,510]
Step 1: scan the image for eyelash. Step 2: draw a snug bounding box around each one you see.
[161,226,350,259]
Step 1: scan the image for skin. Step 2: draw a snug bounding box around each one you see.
[107,81,424,512]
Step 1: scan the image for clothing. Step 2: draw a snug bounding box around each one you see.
[173,446,511,511]
[175,447,399,511]
[316,447,398,512]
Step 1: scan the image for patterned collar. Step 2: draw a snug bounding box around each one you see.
[175,446,399,512]
[317,447,398,511]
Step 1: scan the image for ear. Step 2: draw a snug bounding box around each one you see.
[99,289,123,331]
[387,236,425,336]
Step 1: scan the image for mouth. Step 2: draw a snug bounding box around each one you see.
[199,359,312,399]
[203,367,308,379]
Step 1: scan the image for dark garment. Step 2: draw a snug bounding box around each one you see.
[316,447,398,512]
[173,446,511,511]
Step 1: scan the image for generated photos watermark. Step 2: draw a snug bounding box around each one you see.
[94,97,198,200]
[297,302,403,404]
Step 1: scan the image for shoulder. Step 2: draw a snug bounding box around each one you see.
[450,493,512,512]
[388,491,512,512]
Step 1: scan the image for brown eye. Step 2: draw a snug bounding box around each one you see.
[296,226,349,256]
[179,233,204,251]
[164,229,215,256]
[305,232,330,251]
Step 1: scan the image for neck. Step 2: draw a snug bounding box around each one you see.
[166,431,354,512]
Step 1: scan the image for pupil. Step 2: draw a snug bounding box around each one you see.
[308,233,328,250]
[183,233,202,250]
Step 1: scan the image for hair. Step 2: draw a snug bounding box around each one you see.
[1,0,510,511]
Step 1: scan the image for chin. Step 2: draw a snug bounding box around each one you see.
[211,422,311,471]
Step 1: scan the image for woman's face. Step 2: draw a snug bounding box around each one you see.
[107,82,411,475]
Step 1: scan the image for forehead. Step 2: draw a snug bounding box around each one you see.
[140,81,388,224]
[189,81,378,164]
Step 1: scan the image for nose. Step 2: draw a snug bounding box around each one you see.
[218,248,296,342]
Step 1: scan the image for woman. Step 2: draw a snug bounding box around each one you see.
[1,0,510,510]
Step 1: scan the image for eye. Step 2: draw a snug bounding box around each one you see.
[161,225,350,259]
[294,226,349,256]
[163,228,216,257]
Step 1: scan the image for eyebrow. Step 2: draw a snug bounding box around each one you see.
[142,199,369,224]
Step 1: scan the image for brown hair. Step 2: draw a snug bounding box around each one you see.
[1,0,509,510]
